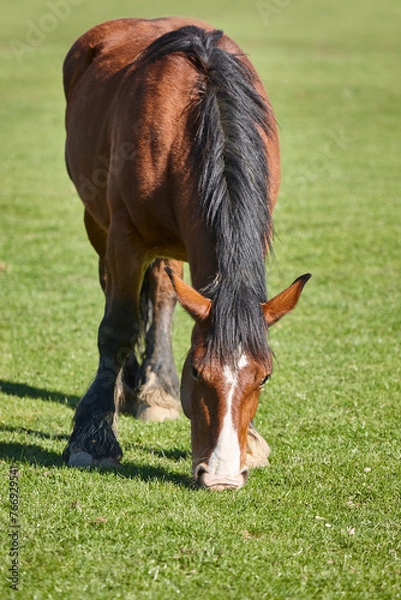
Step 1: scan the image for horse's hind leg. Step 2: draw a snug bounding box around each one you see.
[134,258,182,421]
[63,217,146,467]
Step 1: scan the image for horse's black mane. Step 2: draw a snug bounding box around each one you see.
[137,26,275,367]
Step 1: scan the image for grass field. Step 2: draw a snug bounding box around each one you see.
[1,0,400,598]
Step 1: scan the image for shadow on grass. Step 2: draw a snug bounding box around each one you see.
[0,441,64,467]
[136,445,189,461]
[0,424,69,441]
[0,381,193,487]
[117,462,194,488]
[0,379,79,408]
[0,439,194,488]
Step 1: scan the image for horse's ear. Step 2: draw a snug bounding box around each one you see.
[164,267,212,323]
[262,274,311,326]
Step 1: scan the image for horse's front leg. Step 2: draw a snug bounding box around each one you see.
[63,221,146,467]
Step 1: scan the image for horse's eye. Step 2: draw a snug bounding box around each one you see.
[260,375,270,388]
[191,366,202,381]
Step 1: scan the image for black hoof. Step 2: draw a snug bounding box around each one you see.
[63,413,122,466]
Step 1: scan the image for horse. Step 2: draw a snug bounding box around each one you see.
[62,17,310,490]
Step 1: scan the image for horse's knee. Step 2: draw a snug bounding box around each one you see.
[97,308,140,366]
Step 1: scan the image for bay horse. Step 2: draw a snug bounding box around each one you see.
[63,17,310,490]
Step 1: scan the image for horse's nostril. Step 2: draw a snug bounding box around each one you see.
[194,462,249,490]
[240,466,249,483]
[193,462,209,481]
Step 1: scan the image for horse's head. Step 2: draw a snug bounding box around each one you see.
[166,268,310,491]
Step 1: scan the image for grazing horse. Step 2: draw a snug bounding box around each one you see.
[62,17,310,490]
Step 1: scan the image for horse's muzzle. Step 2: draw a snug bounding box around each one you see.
[194,463,249,491]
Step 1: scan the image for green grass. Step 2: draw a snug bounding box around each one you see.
[1,0,400,598]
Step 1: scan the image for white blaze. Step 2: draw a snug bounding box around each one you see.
[207,354,248,476]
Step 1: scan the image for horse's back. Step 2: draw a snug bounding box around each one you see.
[63,17,217,97]
[64,18,279,257]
